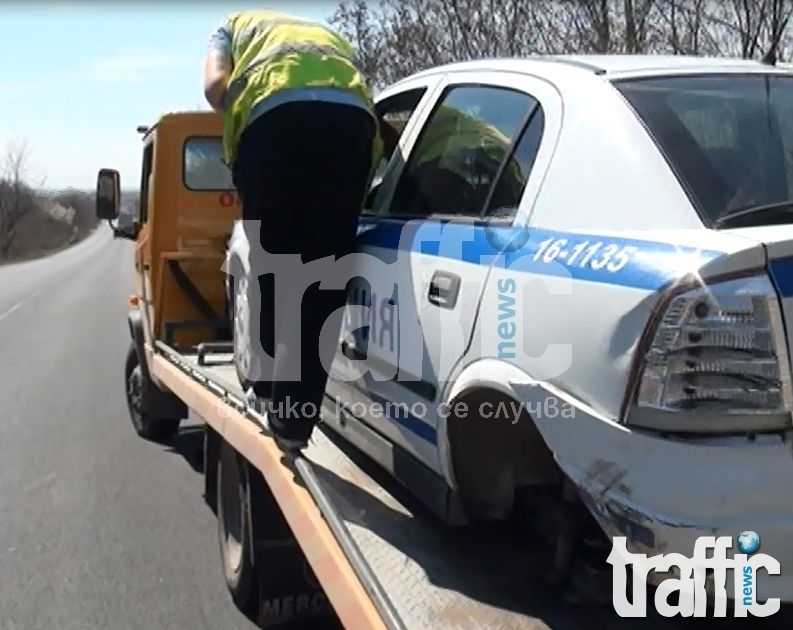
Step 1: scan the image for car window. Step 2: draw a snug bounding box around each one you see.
[387,85,537,219]
[364,87,428,213]
[485,105,545,219]
[616,74,793,226]
[183,137,234,191]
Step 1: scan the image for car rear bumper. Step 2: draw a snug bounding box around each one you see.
[553,419,793,603]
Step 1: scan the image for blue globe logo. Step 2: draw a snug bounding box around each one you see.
[483,216,529,254]
[737,531,760,554]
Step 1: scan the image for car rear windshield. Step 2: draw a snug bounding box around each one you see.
[183,137,234,191]
[615,74,793,227]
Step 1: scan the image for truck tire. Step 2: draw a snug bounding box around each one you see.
[217,439,259,617]
[124,342,181,442]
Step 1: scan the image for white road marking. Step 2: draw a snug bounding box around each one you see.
[0,288,43,324]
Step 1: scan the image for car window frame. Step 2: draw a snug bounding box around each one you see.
[364,75,449,218]
[362,85,432,216]
[382,82,538,223]
[481,101,545,223]
[372,70,558,229]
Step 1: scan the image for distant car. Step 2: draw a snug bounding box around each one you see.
[113,206,136,238]
[226,55,793,601]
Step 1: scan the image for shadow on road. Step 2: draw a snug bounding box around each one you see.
[164,424,205,474]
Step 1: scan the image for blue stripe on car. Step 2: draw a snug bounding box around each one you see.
[357,219,726,292]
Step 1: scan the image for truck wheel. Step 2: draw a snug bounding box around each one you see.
[217,439,259,617]
[124,343,180,442]
[231,273,261,391]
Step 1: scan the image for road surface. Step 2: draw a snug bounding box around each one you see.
[0,229,253,630]
[0,227,790,629]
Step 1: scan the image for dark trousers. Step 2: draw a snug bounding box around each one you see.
[232,100,376,442]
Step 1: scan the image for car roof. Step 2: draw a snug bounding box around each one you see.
[388,54,792,88]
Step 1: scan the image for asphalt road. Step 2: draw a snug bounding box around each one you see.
[0,228,255,630]
[0,228,791,630]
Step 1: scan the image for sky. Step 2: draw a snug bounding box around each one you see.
[1,1,341,191]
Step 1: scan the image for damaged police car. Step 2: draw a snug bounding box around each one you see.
[227,54,793,602]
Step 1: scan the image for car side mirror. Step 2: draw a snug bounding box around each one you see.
[96,168,121,221]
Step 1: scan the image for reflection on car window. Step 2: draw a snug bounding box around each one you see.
[389,85,536,218]
[486,106,545,218]
[616,75,793,225]
[184,137,234,191]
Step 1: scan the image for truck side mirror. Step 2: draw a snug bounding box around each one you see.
[96,168,121,221]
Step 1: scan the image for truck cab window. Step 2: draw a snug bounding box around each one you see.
[139,142,153,224]
[183,137,233,191]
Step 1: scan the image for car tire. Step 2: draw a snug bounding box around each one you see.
[230,272,262,391]
[124,342,180,442]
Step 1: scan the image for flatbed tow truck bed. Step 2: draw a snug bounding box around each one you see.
[150,341,792,630]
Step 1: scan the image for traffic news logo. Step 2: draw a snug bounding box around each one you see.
[609,531,781,618]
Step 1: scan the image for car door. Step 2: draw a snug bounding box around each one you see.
[325,76,443,431]
[333,72,557,476]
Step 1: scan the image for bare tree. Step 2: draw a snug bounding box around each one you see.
[329,0,793,90]
[329,0,555,89]
[761,0,793,61]
[0,142,37,259]
[52,188,97,239]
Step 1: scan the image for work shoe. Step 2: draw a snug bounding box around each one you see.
[245,388,307,453]
[245,387,265,414]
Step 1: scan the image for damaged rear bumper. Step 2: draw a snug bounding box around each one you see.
[556,427,793,602]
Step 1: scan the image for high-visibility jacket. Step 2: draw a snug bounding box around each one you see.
[221,9,382,171]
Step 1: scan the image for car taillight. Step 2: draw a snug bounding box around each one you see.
[625,274,793,432]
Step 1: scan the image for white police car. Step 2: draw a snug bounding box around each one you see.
[227,54,793,601]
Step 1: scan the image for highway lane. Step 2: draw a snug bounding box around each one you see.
[0,228,792,629]
[0,228,255,630]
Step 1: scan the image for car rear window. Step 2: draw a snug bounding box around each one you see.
[614,74,793,226]
[183,136,234,191]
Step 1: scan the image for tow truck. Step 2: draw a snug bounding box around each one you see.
[95,109,587,630]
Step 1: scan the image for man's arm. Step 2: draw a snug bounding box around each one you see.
[203,19,233,113]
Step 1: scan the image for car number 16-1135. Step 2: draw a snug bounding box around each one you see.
[532,237,639,273]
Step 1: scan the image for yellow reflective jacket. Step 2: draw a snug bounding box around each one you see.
[221,9,382,172]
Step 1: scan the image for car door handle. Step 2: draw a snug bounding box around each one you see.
[428,271,460,309]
